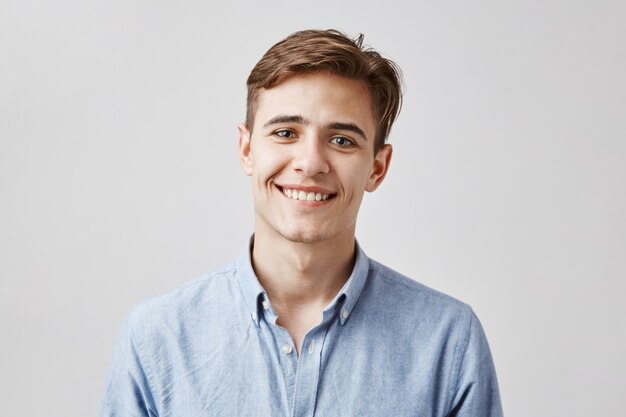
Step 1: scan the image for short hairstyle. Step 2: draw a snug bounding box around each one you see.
[246,29,403,153]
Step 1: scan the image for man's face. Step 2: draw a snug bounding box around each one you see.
[238,72,392,245]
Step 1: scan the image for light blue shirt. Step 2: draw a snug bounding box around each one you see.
[101,242,503,416]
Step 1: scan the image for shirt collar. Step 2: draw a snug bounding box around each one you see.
[235,236,370,327]
[323,240,369,326]
[235,237,266,327]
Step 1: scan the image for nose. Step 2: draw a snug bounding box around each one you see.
[291,135,330,176]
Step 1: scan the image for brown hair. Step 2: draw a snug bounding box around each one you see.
[246,29,403,153]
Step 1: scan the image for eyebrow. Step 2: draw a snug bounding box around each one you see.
[263,114,368,141]
[263,114,307,127]
[326,122,368,141]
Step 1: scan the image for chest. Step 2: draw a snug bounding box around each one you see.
[149,317,455,417]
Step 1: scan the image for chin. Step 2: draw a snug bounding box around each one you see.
[278,228,332,244]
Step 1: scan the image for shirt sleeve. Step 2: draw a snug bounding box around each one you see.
[447,309,504,417]
[100,310,157,417]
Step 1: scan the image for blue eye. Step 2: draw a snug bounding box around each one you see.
[330,136,355,147]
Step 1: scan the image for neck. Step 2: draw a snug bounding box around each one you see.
[251,230,356,311]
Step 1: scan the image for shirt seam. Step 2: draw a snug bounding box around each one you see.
[128,309,159,417]
[445,306,473,415]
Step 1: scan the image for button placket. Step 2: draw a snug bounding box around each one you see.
[291,333,324,417]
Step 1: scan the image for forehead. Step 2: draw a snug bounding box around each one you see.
[254,73,376,134]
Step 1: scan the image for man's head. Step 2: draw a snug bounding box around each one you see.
[239,30,402,245]
[245,29,402,154]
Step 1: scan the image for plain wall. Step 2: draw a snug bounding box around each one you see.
[1,1,625,416]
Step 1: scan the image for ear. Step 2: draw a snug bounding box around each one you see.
[365,144,392,192]
[238,123,253,176]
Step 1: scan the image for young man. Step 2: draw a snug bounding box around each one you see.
[101,30,503,416]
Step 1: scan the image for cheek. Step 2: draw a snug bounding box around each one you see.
[251,149,292,187]
[339,164,374,196]
[252,146,279,171]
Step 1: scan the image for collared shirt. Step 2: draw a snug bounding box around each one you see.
[101,242,503,417]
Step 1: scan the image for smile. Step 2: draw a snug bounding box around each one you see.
[280,187,332,201]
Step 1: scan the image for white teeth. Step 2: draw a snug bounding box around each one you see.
[282,188,330,201]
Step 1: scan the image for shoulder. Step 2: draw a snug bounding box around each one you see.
[367,258,470,310]
[124,261,240,335]
[365,258,474,325]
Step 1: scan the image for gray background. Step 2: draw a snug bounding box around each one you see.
[1,0,625,416]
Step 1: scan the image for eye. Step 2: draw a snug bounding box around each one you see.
[274,129,296,139]
[330,136,355,148]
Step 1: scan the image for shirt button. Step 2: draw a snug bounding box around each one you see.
[262,300,270,310]
[341,309,349,320]
[308,340,315,354]
[281,344,293,355]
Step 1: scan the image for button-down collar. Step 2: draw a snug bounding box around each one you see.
[235,237,370,327]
